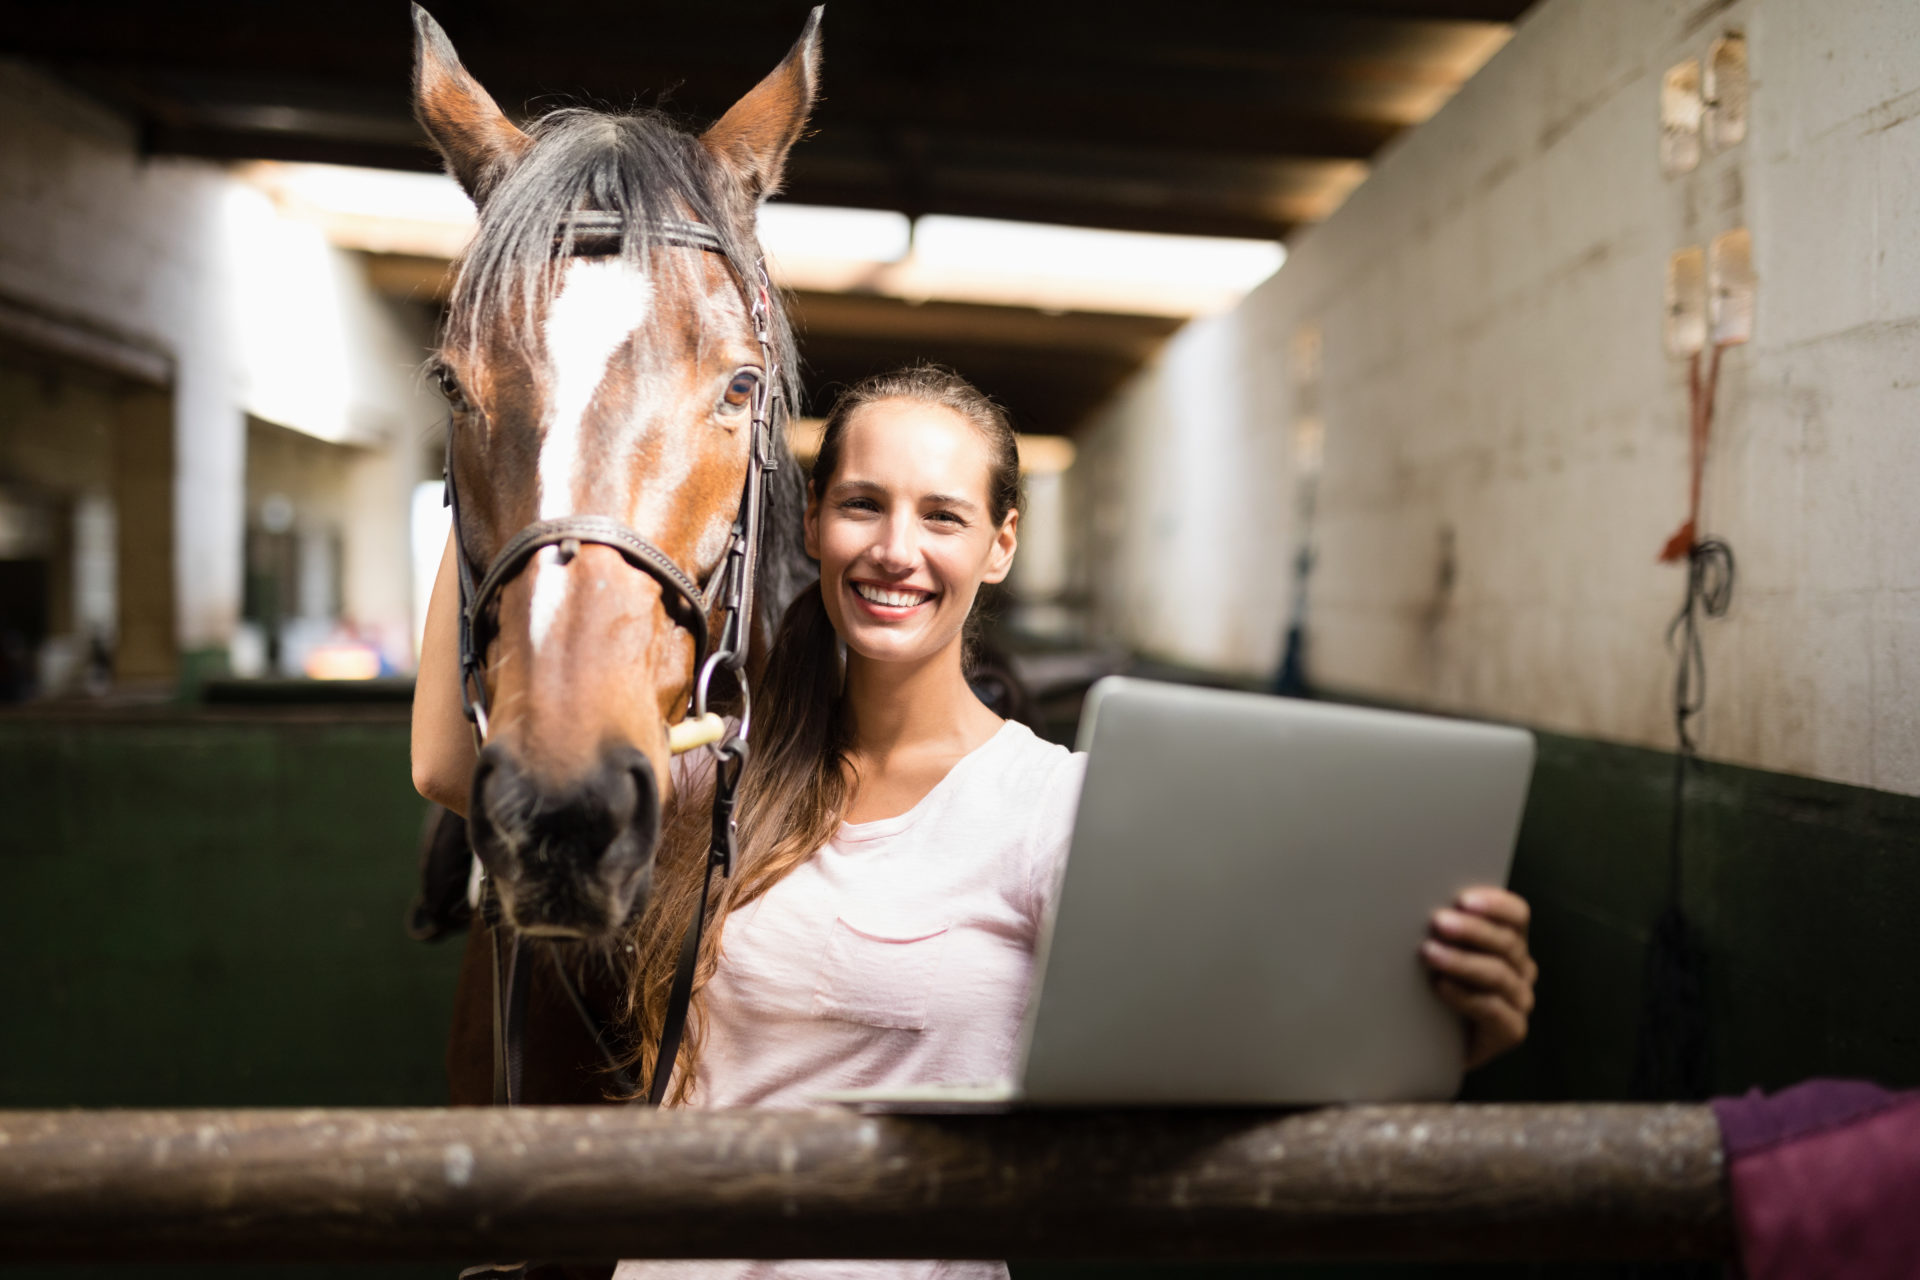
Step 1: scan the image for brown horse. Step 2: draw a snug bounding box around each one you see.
[409,4,822,1119]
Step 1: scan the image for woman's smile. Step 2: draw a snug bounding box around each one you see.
[851,580,938,616]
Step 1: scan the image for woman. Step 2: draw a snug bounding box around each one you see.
[415,364,1537,1274]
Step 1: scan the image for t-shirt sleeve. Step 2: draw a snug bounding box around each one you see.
[1021,750,1088,930]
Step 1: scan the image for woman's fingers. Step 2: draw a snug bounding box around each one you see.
[1434,977,1529,1069]
[1426,887,1538,1070]
[1458,886,1531,932]
[1421,939,1534,1013]
[1429,907,1530,971]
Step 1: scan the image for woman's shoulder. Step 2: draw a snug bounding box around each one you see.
[966,719,1087,826]
[968,721,1084,924]
[983,717,1082,777]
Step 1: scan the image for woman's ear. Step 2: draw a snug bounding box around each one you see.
[803,490,822,560]
[982,509,1020,585]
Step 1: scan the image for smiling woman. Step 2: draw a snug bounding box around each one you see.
[617,363,1076,1280]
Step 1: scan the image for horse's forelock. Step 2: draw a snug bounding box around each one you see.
[441,102,813,635]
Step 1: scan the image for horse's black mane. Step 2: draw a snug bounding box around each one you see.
[446,105,814,633]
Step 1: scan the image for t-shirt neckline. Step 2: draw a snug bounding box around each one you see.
[833,719,1021,845]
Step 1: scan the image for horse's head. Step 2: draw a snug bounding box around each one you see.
[412,5,819,940]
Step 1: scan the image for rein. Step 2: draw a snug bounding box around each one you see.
[442,213,783,1109]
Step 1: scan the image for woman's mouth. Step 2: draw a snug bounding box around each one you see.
[851,581,935,615]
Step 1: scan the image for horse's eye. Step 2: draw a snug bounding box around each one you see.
[722,370,758,411]
[436,369,470,413]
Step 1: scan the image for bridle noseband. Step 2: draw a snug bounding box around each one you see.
[441,213,783,1109]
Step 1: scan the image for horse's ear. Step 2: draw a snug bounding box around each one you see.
[411,4,531,205]
[700,7,823,202]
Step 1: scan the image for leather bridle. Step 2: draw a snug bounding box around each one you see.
[442,212,782,1108]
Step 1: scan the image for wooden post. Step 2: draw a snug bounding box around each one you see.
[111,384,177,684]
[0,1105,1730,1263]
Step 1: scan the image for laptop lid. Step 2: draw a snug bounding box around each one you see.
[1015,676,1535,1104]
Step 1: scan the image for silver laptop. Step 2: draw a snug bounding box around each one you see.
[822,676,1536,1108]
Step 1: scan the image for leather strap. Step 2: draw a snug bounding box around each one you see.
[549,952,640,1097]
[647,740,745,1106]
[472,515,712,666]
[487,894,529,1107]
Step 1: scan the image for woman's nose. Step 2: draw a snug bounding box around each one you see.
[874,514,918,568]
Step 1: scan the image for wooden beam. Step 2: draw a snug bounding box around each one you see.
[363,253,457,305]
[779,179,1306,243]
[793,337,1147,434]
[0,1105,1732,1263]
[29,0,1527,241]
[787,293,1184,361]
[4,2,1529,94]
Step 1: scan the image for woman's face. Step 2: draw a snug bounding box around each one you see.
[804,398,1018,669]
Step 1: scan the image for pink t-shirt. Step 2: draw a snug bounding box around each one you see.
[615,718,1086,1280]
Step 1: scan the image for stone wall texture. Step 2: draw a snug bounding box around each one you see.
[1076,0,1920,796]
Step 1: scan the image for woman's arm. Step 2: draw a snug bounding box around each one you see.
[1421,887,1537,1069]
[411,526,479,815]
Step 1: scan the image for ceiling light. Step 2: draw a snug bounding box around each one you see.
[757,203,911,263]
[246,162,1286,317]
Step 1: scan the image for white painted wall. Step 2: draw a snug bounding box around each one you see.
[0,63,241,655]
[1076,0,1920,796]
[0,61,440,669]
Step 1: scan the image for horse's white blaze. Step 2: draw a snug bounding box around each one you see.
[530,257,654,652]
[527,547,568,653]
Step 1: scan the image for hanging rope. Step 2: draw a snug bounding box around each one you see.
[1659,343,1738,759]
[1667,538,1736,757]
[1633,345,1735,1106]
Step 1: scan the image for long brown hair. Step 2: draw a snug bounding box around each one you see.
[622,363,1021,1103]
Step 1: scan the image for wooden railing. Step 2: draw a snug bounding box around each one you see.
[0,1104,1731,1262]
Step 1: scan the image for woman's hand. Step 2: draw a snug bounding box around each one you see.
[1421,887,1536,1069]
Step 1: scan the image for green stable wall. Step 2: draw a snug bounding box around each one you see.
[4,704,1919,1279]
[1,708,465,1112]
[1476,732,1920,1104]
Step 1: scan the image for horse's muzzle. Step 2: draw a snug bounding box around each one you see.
[467,742,662,939]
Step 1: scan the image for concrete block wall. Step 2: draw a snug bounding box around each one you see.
[1074,0,1920,796]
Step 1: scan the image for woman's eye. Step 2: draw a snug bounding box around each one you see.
[722,371,759,411]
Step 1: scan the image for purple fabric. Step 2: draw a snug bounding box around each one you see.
[1710,1079,1920,1280]
[1713,1078,1914,1156]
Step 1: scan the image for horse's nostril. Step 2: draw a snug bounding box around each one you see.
[624,749,663,858]
[467,743,664,937]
